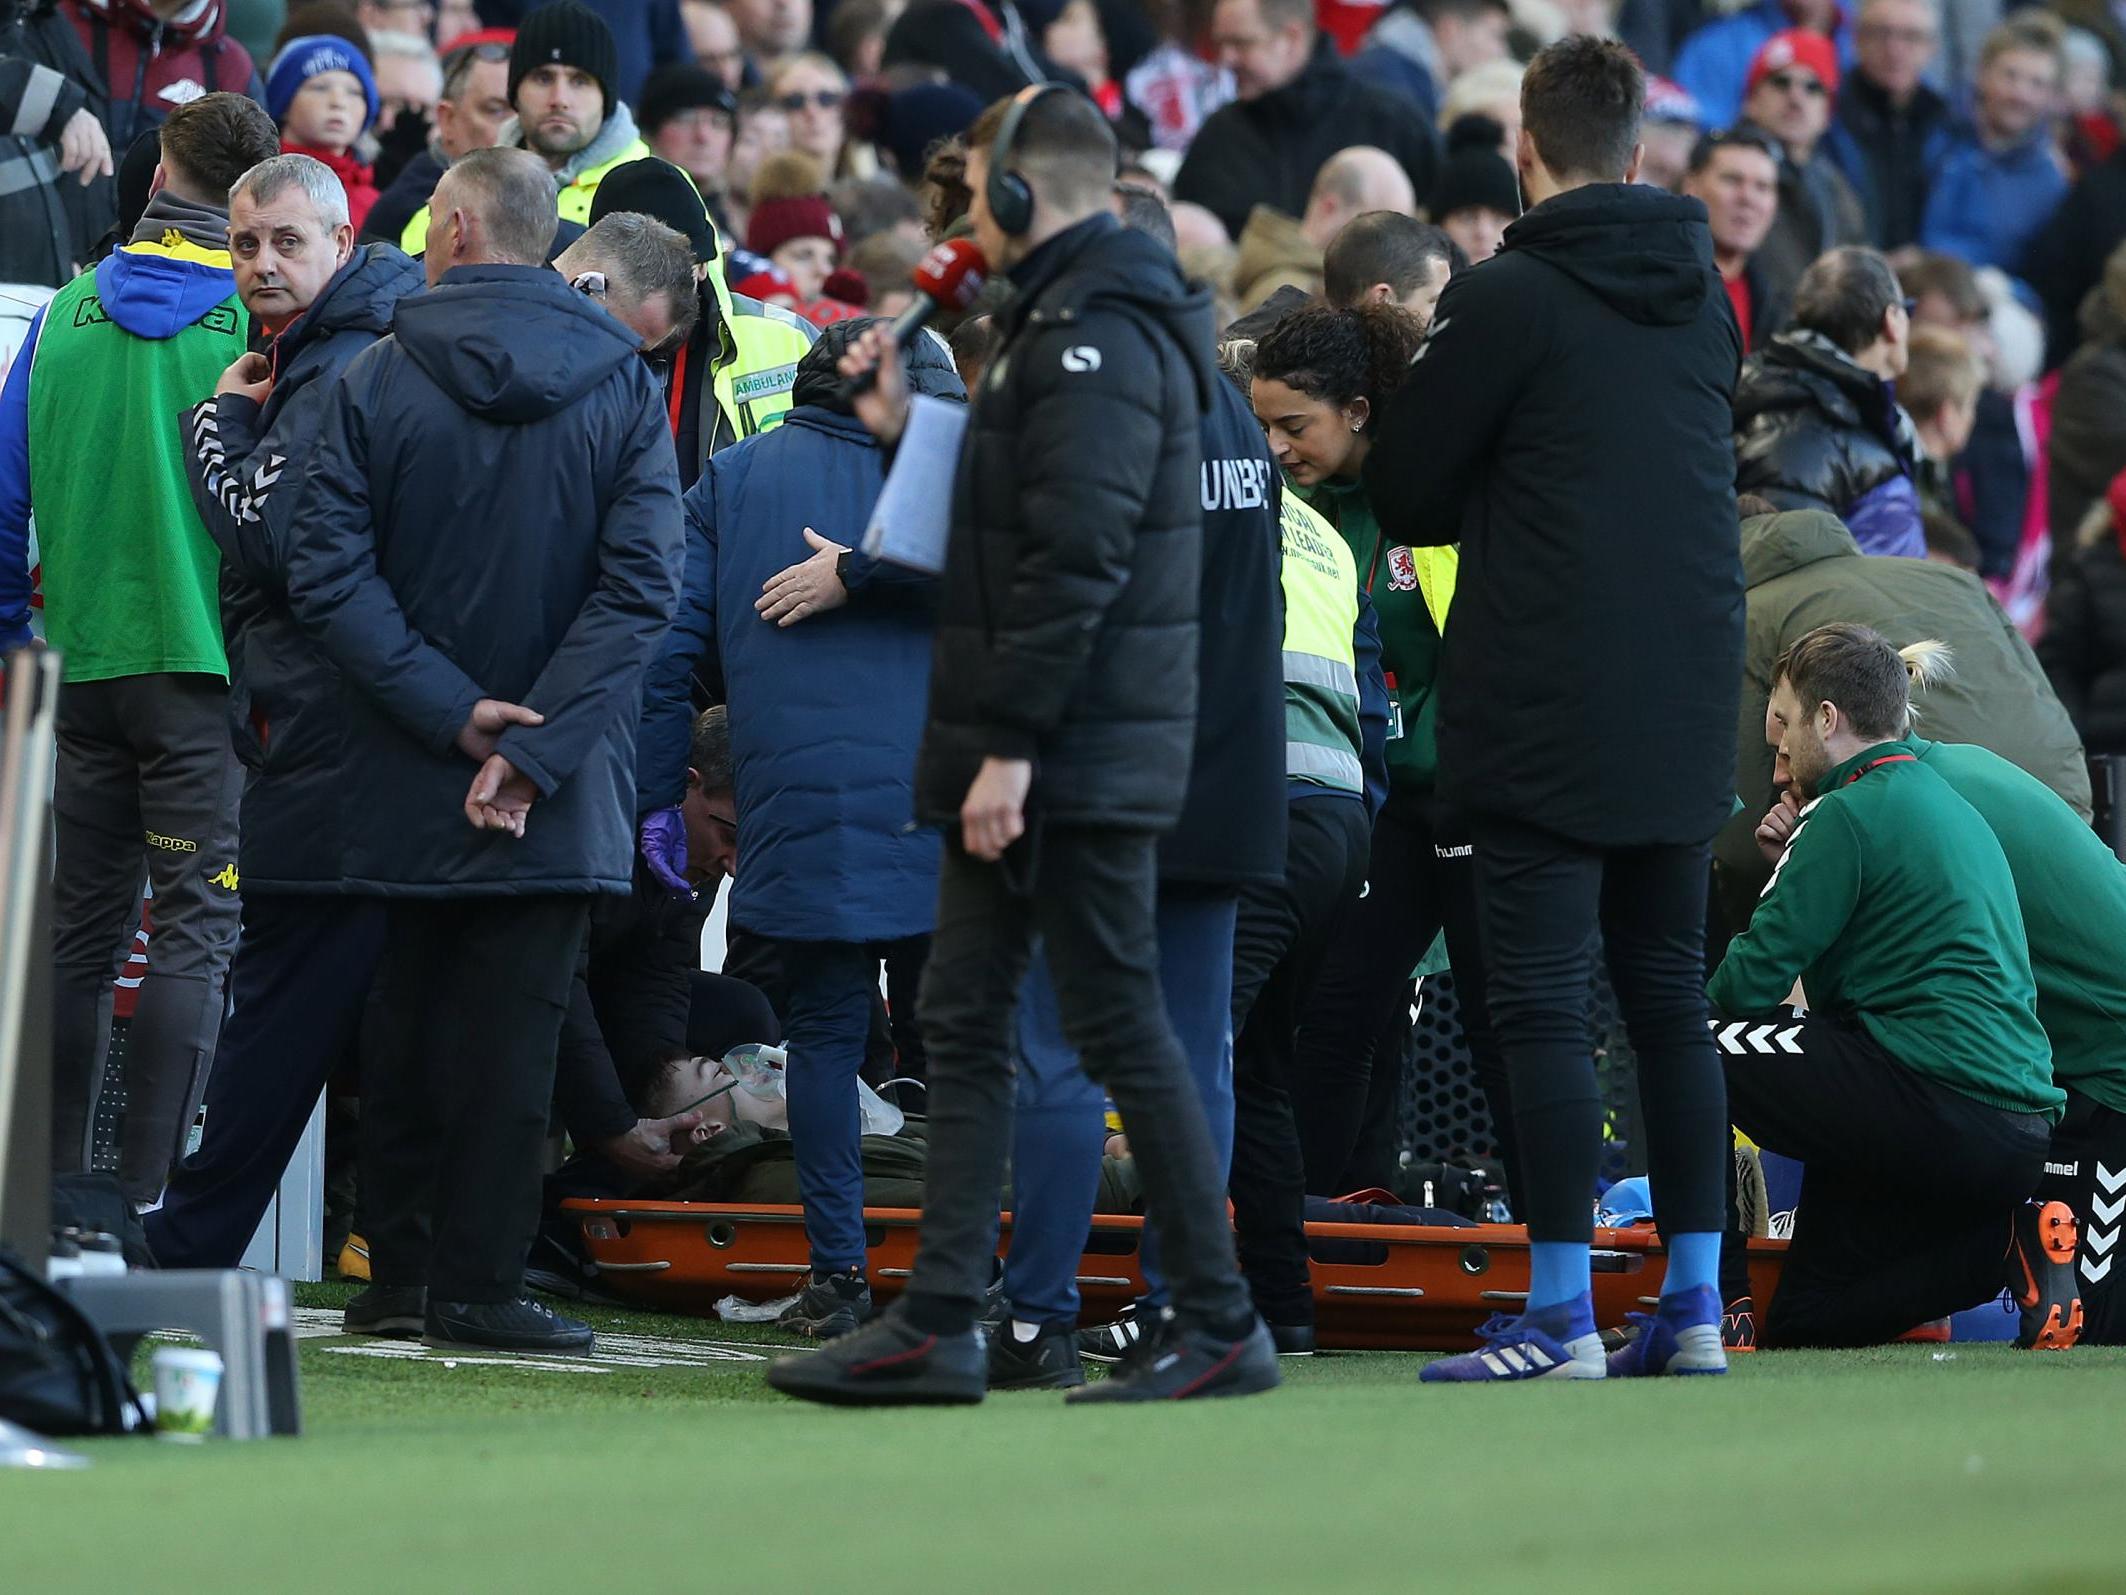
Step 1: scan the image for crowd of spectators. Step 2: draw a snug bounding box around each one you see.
[5,0,2126,1364]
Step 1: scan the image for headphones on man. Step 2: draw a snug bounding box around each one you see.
[984,82,1073,238]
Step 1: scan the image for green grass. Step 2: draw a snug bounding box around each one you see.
[5,1281,2124,1594]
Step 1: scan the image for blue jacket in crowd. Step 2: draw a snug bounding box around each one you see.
[283,264,682,896]
[179,242,424,893]
[1672,0,1853,130]
[640,321,966,945]
[1919,126,2070,277]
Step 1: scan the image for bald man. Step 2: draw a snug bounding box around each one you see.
[1234,144,1417,311]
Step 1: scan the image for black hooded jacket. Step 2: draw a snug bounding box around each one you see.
[180,243,425,892]
[1364,183,1745,847]
[916,213,1213,832]
[283,264,684,895]
[1172,38,1440,240]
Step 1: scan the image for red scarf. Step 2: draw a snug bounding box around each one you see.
[281,140,380,231]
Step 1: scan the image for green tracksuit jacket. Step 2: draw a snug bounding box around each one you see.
[1709,735,2063,1117]
[1914,738,2126,1113]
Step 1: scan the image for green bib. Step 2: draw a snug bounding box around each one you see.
[28,263,247,682]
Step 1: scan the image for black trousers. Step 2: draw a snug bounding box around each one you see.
[1473,813,1727,1242]
[145,895,386,1268]
[2037,1089,2126,1345]
[1228,796,1371,1326]
[363,896,590,1303]
[1722,1012,2050,1348]
[48,673,244,1204]
[907,826,1253,1334]
[1291,800,1504,1198]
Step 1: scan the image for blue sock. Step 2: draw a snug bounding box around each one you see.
[1527,1241,1592,1335]
[1663,1231,1721,1303]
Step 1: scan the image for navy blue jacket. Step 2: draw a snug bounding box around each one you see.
[1161,372,1286,887]
[641,323,966,942]
[180,243,424,894]
[283,264,683,896]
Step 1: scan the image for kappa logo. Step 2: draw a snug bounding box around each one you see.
[145,831,197,854]
[1061,345,1102,374]
[1386,546,1418,592]
[210,864,240,891]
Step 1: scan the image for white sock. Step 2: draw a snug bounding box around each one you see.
[1011,1318,1044,1343]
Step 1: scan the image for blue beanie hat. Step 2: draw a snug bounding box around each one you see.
[266,36,380,136]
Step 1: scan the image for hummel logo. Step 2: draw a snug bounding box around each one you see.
[1709,1020,1804,1055]
[2046,1161,2080,1177]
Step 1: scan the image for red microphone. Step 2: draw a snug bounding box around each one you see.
[848,237,989,393]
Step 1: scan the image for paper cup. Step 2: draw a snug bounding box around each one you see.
[152,1347,223,1441]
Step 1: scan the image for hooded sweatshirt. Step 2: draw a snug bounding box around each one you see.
[1363,182,1746,848]
[0,188,248,673]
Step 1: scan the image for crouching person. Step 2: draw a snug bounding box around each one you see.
[1710,623,2078,1350]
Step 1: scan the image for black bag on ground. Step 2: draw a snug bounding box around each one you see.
[0,1246,146,1436]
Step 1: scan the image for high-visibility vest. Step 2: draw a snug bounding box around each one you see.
[1279,490,1364,794]
[398,136,651,252]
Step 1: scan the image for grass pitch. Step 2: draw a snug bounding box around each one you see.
[4,1281,2123,1594]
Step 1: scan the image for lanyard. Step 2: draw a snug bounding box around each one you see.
[1842,753,1916,786]
[666,338,688,439]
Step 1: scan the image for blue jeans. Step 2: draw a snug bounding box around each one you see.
[1001,886,1238,1325]
[778,940,886,1275]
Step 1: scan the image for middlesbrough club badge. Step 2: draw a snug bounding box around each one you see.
[1386,546,1418,591]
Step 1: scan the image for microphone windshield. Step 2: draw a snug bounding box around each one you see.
[911,237,990,312]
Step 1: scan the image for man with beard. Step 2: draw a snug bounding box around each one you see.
[399,3,647,251]
[1711,622,2077,1352]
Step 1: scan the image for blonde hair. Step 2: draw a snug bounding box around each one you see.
[1897,638,1955,728]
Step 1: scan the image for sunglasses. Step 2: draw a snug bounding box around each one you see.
[1764,71,1828,97]
[774,89,845,112]
[442,40,510,73]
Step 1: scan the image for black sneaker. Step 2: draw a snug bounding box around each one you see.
[1066,1320,1281,1404]
[523,1227,625,1307]
[976,1259,1007,1336]
[2009,1200,2084,1350]
[423,1296,595,1357]
[1077,1303,1165,1365]
[343,1284,426,1338]
[1266,1320,1316,1356]
[766,1303,986,1407]
[987,1320,1087,1391]
[777,1270,873,1341]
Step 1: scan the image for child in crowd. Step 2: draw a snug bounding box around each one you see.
[266,34,382,232]
[738,151,866,326]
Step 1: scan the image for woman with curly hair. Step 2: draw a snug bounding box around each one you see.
[1250,303,1515,1214]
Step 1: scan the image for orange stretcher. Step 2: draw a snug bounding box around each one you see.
[563,1200,1789,1351]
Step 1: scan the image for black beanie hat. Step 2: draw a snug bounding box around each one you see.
[637,62,736,136]
[590,156,720,262]
[1428,115,1522,222]
[509,1,619,110]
